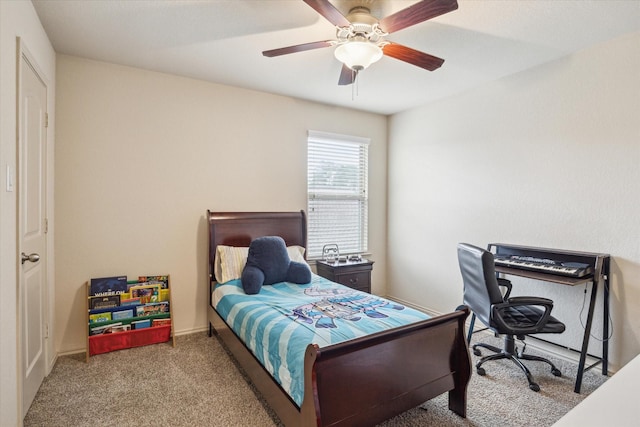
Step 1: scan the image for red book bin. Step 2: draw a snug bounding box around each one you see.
[88,325,171,356]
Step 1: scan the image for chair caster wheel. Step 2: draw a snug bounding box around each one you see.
[473,349,482,356]
[551,368,561,377]
[529,383,540,392]
[476,367,486,376]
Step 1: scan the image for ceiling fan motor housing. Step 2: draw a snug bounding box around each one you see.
[337,6,387,43]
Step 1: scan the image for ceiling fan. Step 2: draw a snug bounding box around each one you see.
[262,0,459,85]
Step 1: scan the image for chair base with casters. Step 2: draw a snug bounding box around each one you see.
[472,333,561,392]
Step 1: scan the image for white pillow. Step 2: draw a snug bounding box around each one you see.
[215,246,249,284]
[214,244,307,283]
[287,245,307,264]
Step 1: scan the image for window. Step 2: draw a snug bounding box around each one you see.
[307,130,369,259]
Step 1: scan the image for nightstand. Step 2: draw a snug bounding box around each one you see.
[316,259,374,293]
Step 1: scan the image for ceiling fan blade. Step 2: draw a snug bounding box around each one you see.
[338,64,355,86]
[303,0,351,27]
[383,43,444,71]
[262,40,333,57]
[378,0,458,34]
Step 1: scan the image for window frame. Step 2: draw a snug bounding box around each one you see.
[306,130,369,259]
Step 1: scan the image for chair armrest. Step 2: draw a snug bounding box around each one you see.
[497,278,512,300]
[491,297,554,334]
[507,296,554,306]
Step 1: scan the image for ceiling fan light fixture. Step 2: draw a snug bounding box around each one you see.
[334,40,383,71]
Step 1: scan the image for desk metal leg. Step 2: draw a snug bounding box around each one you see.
[603,293,609,376]
[575,280,599,393]
[602,259,610,376]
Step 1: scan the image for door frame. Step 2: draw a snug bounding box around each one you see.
[16,37,54,419]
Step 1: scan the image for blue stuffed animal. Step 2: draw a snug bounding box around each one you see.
[241,236,311,295]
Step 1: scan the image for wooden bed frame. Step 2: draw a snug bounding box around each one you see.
[207,210,471,427]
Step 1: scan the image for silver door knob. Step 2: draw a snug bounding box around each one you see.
[21,252,40,265]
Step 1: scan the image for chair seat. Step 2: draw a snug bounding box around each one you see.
[500,305,566,334]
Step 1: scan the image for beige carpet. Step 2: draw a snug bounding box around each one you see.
[24,332,607,426]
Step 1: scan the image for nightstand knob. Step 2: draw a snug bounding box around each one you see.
[350,277,358,284]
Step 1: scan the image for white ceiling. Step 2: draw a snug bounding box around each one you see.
[32,0,640,115]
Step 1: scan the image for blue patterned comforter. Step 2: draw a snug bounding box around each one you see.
[212,274,430,406]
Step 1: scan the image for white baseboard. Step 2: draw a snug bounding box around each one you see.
[56,328,209,359]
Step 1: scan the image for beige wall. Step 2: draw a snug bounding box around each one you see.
[8,11,637,420]
[0,0,56,424]
[387,32,640,371]
[54,55,388,354]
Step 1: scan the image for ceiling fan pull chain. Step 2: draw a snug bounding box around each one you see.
[351,69,356,100]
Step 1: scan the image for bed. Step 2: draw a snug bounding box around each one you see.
[207,210,471,427]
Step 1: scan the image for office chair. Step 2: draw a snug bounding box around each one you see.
[457,243,566,391]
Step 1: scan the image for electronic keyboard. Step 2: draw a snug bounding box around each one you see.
[494,255,593,278]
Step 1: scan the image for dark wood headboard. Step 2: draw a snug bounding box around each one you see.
[206,210,307,282]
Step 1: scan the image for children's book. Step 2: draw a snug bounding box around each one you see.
[120,296,141,306]
[111,309,134,320]
[135,301,169,317]
[89,294,120,310]
[128,284,161,304]
[90,276,128,297]
[152,318,171,327]
[138,275,169,289]
[90,322,122,335]
[89,312,112,324]
[131,319,151,330]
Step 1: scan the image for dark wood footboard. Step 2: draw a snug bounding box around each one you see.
[302,308,471,426]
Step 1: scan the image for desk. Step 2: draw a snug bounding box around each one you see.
[552,354,639,427]
[488,243,610,393]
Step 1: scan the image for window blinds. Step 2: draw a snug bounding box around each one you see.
[307,130,369,258]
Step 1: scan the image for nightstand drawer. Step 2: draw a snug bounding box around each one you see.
[315,260,374,293]
[335,272,370,292]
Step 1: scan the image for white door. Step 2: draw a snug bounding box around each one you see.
[18,45,48,418]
